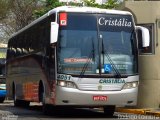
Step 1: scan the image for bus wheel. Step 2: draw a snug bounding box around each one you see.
[13,83,29,107]
[42,92,53,115]
[12,83,20,106]
[13,93,30,107]
[14,99,30,107]
[103,105,115,116]
[43,104,53,115]
[0,97,5,103]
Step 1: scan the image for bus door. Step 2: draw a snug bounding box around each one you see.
[43,46,56,91]
[48,46,56,81]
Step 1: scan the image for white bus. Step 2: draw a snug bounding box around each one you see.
[6,6,149,115]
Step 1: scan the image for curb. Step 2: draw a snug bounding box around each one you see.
[145,111,160,117]
[116,108,160,117]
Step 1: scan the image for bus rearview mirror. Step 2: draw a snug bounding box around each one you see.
[136,26,150,47]
[51,22,59,43]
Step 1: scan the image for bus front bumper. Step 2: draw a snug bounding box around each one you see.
[55,86,138,106]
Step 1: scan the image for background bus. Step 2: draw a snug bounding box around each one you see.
[0,43,7,103]
[6,6,149,115]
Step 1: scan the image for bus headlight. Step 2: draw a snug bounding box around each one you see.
[57,80,77,89]
[122,81,139,89]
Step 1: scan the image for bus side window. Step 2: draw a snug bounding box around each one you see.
[16,48,22,56]
[22,48,28,55]
[10,48,16,59]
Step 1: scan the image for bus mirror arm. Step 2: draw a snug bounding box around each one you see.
[51,22,59,43]
[136,26,150,48]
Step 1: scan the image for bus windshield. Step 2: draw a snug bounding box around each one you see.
[58,13,138,76]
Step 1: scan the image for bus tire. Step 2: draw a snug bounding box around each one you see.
[12,82,19,106]
[43,104,54,115]
[14,99,30,107]
[42,94,52,115]
[41,87,55,115]
[38,81,44,102]
[13,83,29,107]
[39,82,57,115]
[0,97,5,103]
[103,105,115,116]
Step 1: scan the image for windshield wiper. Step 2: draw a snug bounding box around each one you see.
[100,35,122,78]
[79,38,95,78]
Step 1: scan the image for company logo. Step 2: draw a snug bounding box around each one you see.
[98,17,132,27]
[99,79,125,84]
[98,85,103,90]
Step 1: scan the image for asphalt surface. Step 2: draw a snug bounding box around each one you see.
[0,100,117,120]
[0,100,159,120]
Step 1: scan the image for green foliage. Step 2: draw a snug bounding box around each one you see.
[101,0,119,9]
[34,0,64,18]
[84,0,119,9]
[33,0,119,18]
[0,0,11,20]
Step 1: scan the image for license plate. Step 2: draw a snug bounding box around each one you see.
[93,95,107,101]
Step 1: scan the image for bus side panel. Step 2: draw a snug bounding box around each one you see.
[6,54,56,103]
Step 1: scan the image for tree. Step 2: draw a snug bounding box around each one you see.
[0,0,13,43]
[0,0,41,43]
[10,0,40,31]
[0,0,11,20]
[83,0,119,9]
[33,0,120,18]
[34,0,64,18]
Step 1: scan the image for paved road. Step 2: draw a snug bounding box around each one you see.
[0,100,159,120]
[0,100,118,120]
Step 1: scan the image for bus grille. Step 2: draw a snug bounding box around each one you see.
[78,84,123,91]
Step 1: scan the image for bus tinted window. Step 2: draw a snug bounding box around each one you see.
[58,13,138,75]
[60,13,97,31]
[7,14,55,59]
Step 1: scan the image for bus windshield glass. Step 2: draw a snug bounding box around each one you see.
[57,13,137,76]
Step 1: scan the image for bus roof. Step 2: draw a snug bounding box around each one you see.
[10,6,132,39]
[50,6,132,15]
